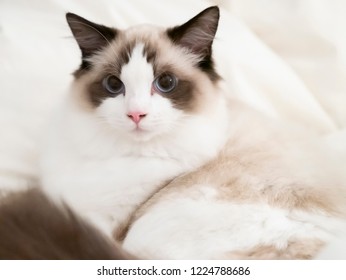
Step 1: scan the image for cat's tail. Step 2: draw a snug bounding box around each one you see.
[0,188,133,260]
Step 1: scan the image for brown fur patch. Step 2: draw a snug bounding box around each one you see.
[0,189,133,260]
[149,134,343,214]
[143,41,157,64]
[225,239,324,259]
[87,77,112,107]
[159,78,195,111]
[114,39,137,73]
[113,221,129,244]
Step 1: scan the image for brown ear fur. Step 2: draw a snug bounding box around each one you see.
[66,13,117,72]
[167,6,220,81]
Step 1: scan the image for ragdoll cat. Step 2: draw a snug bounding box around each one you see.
[40,6,228,239]
[38,6,346,259]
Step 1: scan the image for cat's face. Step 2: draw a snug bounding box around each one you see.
[67,7,221,142]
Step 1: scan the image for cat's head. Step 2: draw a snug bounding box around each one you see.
[66,6,223,142]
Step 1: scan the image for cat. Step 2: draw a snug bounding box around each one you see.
[37,6,346,259]
[39,6,229,237]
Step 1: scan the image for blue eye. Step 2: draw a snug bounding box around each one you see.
[102,75,125,95]
[153,73,177,93]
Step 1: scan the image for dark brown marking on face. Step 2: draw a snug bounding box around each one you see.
[87,78,110,107]
[0,189,134,260]
[117,40,137,71]
[143,42,157,64]
[83,40,138,108]
[73,63,92,78]
[74,40,134,80]
[80,34,199,111]
[159,78,195,111]
[197,56,221,82]
[150,61,197,111]
[86,71,195,111]
[84,41,159,108]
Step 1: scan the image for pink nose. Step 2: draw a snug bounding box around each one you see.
[127,112,147,124]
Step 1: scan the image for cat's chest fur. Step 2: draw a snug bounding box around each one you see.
[41,150,181,232]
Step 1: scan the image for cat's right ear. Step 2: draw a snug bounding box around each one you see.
[167,6,219,59]
[66,13,117,59]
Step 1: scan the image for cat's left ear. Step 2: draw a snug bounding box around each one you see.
[167,6,219,58]
[66,13,117,59]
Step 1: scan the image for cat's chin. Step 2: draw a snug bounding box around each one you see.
[125,127,160,142]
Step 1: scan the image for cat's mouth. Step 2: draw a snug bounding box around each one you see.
[133,126,146,132]
[131,124,151,135]
[129,126,156,142]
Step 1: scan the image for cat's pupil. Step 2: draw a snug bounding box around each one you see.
[102,75,125,95]
[154,73,177,93]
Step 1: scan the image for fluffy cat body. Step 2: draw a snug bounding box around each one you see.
[40,8,229,235]
[38,7,346,259]
[123,107,346,259]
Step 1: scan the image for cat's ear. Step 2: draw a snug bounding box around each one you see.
[167,6,219,58]
[66,13,117,59]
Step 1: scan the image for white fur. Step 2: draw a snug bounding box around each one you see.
[39,43,229,234]
[123,184,346,259]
